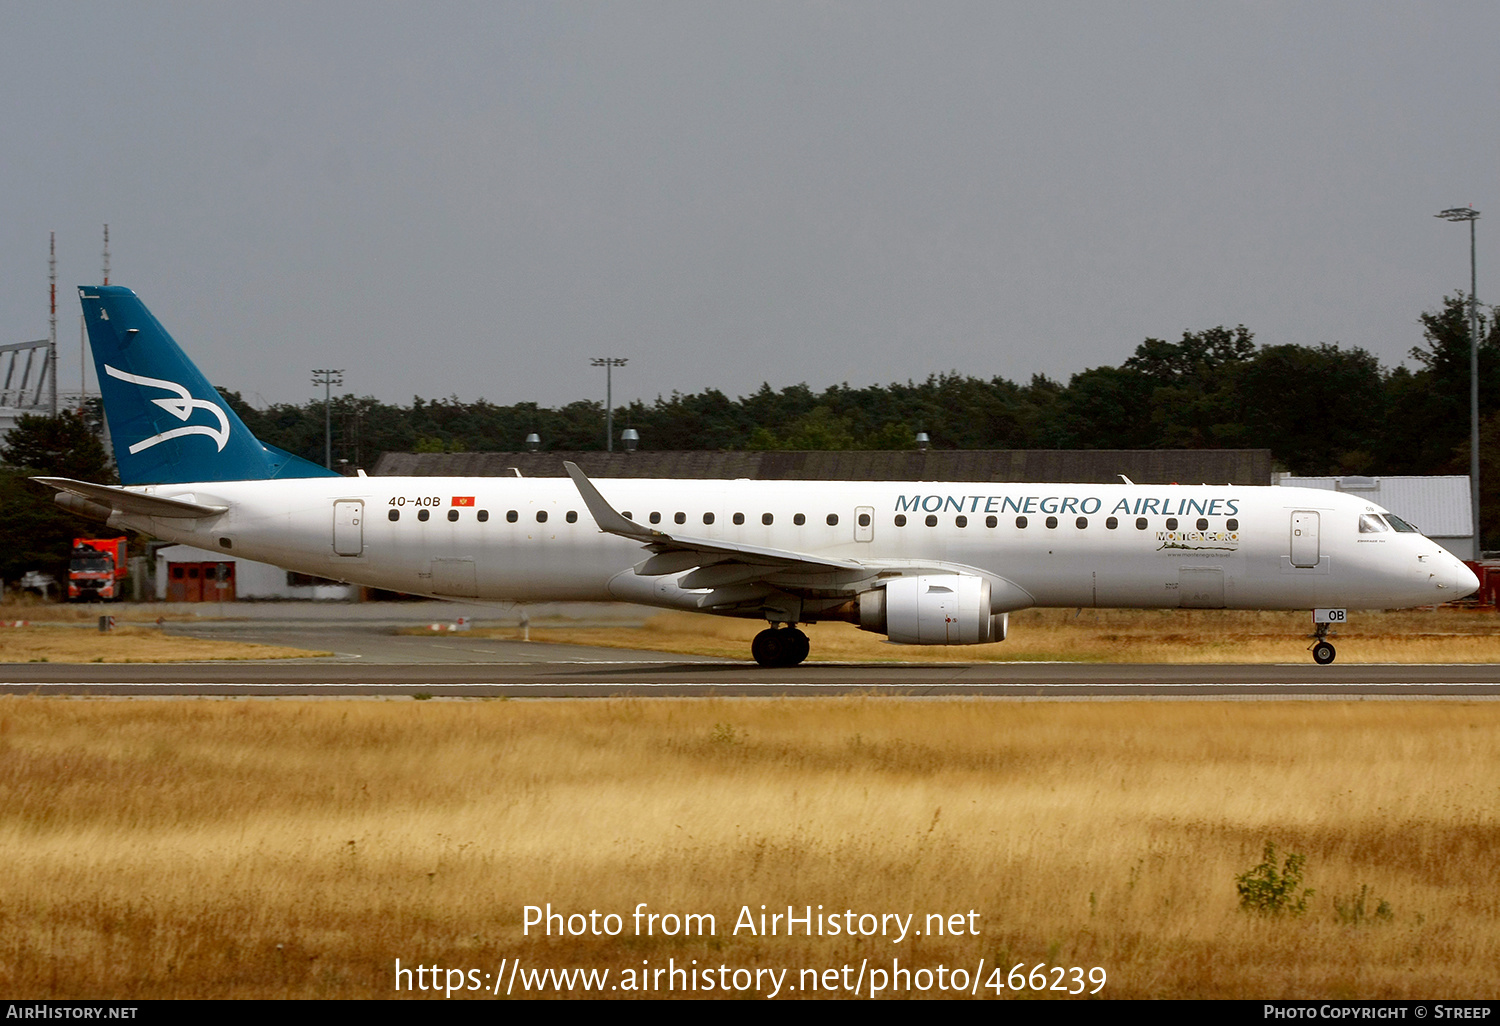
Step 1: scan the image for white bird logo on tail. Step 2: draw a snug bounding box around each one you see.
[104,364,231,454]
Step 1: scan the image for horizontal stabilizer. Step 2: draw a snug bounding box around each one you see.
[35,477,228,519]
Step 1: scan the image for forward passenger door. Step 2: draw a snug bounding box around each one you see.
[1290,511,1320,568]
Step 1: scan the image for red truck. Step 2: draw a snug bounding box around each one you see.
[68,537,127,602]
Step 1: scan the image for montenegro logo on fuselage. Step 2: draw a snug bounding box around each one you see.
[104,364,231,454]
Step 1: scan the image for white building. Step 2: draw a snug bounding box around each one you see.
[1277,475,1475,560]
[154,544,358,602]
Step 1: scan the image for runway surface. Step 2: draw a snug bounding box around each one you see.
[3,614,1499,697]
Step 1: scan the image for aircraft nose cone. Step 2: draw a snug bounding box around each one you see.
[1451,559,1482,598]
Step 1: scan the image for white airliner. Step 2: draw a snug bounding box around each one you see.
[39,286,1479,667]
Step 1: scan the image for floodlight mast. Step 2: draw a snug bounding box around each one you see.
[1436,206,1482,555]
[591,357,627,452]
[48,232,57,417]
[311,368,344,470]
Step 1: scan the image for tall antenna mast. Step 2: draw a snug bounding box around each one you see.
[102,224,110,286]
[48,232,58,417]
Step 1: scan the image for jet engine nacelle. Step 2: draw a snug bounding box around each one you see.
[859,574,1008,645]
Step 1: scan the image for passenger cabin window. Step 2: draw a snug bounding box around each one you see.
[388,509,400,522]
[1016,516,1027,528]
[477,510,489,522]
[733,513,745,525]
[985,515,997,528]
[955,515,968,528]
[925,515,938,527]
[762,513,774,525]
[448,509,459,522]
[1359,514,1390,534]
[1196,518,1208,531]
[649,512,661,524]
[1045,516,1058,529]
[507,510,518,523]
[703,512,715,525]
[1105,516,1117,529]
[566,511,577,523]
[417,509,430,522]
[793,513,805,526]
[895,514,907,527]
[674,512,686,525]
[1135,518,1148,530]
[1076,517,1087,529]
[1226,518,1238,531]
[536,510,547,523]
[1165,518,1178,531]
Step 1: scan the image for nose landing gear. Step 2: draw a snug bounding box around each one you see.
[1308,608,1344,664]
[751,624,810,667]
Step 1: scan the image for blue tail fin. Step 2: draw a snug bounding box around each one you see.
[78,286,339,485]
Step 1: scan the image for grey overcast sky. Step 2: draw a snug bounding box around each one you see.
[1,2,1495,410]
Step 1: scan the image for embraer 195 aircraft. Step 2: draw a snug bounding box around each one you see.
[40,286,1479,667]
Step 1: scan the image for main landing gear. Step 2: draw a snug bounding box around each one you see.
[751,624,810,668]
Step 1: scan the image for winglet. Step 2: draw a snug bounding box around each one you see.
[563,461,662,542]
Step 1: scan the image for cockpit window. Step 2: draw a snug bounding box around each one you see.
[1358,514,1390,534]
[1385,514,1420,534]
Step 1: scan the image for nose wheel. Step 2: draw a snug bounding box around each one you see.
[751,625,810,667]
[1311,640,1336,665]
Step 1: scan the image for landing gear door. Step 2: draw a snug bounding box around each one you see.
[854,506,874,543]
[1290,510,1319,568]
[333,500,364,556]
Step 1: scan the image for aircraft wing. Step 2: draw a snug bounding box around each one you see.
[566,460,864,572]
[36,477,229,520]
[564,462,1023,612]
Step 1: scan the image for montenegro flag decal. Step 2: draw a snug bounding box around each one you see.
[452,496,475,507]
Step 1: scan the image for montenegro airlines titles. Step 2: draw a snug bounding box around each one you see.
[41,285,1479,668]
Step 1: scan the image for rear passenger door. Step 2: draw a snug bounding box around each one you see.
[333,500,364,556]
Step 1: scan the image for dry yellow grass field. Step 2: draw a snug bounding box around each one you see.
[1,696,1497,999]
[497,607,1500,663]
[0,624,327,663]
